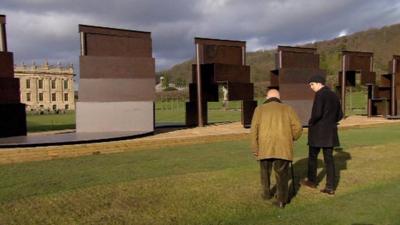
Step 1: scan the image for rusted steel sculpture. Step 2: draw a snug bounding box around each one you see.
[77,25,155,132]
[0,15,27,137]
[269,46,326,126]
[186,37,256,127]
[337,51,376,117]
[369,55,400,117]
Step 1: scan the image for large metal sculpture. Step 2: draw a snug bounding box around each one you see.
[0,15,27,137]
[269,46,326,125]
[77,25,155,133]
[186,37,257,127]
[336,51,376,117]
[368,55,400,117]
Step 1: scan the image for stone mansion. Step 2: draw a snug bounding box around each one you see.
[14,61,75,112]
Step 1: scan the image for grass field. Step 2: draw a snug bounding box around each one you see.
[1,124,399,224]
[27,91,367,132]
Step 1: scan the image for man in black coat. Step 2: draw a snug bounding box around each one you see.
[301,75,343,195]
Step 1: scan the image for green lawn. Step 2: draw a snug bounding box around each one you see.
[1,124,400,224]
[27,112,76,132]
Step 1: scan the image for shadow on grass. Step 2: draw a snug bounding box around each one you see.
[289,148,352,201]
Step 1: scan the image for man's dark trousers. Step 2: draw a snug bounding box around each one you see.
[307,146,335,190]
[260,158,289,203]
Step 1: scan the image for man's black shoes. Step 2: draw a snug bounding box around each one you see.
[320,188,335,195]
[300,179,317,189]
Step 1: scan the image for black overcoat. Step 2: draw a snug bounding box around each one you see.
[308,86,343,147]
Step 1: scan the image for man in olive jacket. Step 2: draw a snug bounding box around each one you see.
[301,75,343,195]
[251,89,302,208]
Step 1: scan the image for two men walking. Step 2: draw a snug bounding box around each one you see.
[250,75,343,208]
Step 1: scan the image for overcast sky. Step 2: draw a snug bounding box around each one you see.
[2,0,400,72]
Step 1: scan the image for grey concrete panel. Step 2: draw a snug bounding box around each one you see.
[78,78,155,102]
[85,33,152,57]
[80,56,155,79]
[282,100,314,126]
[79,24,151,39]
[0,52,13,78]
[280,83,315,100]
[76,101,154,132]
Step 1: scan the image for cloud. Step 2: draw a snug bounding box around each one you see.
[1,0,400,72]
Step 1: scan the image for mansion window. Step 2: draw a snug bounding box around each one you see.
[51,80,56,89]
[38,80,43,89]
[38,93,43,101]
[64,80,69,89]
[52,93,56,101]
[26,93,31,102]
[64,93,69,101]
[26,79,30,89]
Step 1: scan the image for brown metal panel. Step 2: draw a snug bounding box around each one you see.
[85,33,152,57]
[282,99,314,126]
[188,83,219,102]
[79,24,151,39]
[80,56,155,79]
[0,78,20,103]
[377,87,391,99]
[0,103,27,137]
[280,52,319,69]
[0,52,13,77]
[338,71,356,87]
[360,71,376,85]
[342,51,373,57]
[241,100,257,127]
[185,101,208,126]
[185,102,197,126]
[278,46,316,54]
[279,83,315,100]
[213,64,250,83]
[192,64,250,83]
[227,83,254,101]
[345,55,371,71]
[78,78,155,102]
[195,37,245,47]
[202,45,243,65]
[270,70,279,86]
[380,74,392,87]
[0,15,5,24]
[279,68,325,84]
[372,99,390,116]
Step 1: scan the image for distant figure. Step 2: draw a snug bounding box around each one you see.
[222,85,228,110]
[250,89,303,208]
[301,75,343,195]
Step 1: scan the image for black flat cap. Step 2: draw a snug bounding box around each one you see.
[308,75,326,84]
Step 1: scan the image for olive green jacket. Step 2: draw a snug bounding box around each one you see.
[250,98,303,161]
